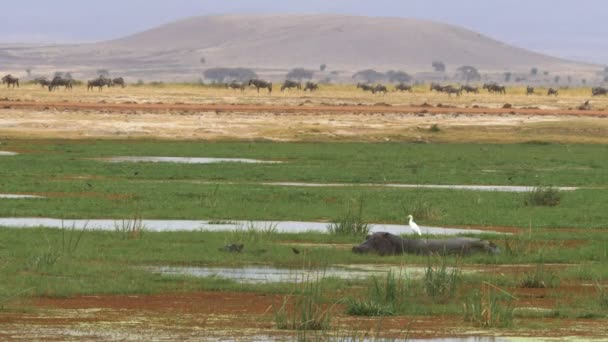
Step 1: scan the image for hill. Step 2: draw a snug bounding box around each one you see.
[0,14,597,81]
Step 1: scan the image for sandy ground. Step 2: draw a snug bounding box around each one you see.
[1,102,607,143]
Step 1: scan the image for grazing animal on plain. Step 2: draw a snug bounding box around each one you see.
[442,85,462,97]
[226,81,246,92]
[34,77,51,88]
[303,81,318,92]
[592,87,607,96]
[395,83,413,92]
[547,88,559,96]
[372,84,388,95]
[483,83,506,95]
[2,74,19,88]
[248,79,273,93]
[87,76,111,91]
[48,76,73,92]
[460,85,479,94]
[430,83,445,92]
[110,77,126,88]
[280,80,301,92]
[526,86,535,95]
[357,83,375,92]
[352,232,500,256]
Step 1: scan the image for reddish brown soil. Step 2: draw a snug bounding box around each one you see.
[1,99,607,116]
[2,290,606,341]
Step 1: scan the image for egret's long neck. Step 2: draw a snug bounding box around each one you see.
[408,217,412,224]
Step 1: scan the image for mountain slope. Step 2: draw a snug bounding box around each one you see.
[101,14,586,71]
[0,14,595,80]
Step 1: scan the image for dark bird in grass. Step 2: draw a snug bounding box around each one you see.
[291,247,301,255]
[86,183,92,188]
[134,171,139,176]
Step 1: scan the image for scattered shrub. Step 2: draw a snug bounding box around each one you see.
[524,186,562,207]
[429,124,441,132]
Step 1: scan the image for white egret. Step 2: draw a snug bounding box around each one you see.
[407,214,422,236]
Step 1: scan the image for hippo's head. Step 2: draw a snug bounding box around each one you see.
[352,232,406,256]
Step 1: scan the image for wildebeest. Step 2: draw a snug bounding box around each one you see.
[226,80,246,92]
[352,232,499,256]
[483,83,506,95]
[280,80,301,92]
[34,77,51,88]
[395,83,413,92]
[372,84,388,95]
[48,76,74,92]
[303,81,318,92]
[442,85,462,97]
[248,79,272,93]
[429,83,445,92]
[526,86,535,95]
[2,74,19,88]
[357,83,375,92]
[87,76,111,91]
[592,87,607,96]
[460,85,479,94]
[110,77,126,88]
[547,88,559,96]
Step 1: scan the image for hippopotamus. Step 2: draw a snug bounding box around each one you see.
[352,232,499,256]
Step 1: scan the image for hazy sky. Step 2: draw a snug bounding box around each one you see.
[2,0,607,64]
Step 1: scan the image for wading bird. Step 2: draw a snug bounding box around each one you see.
[407,215,422,236]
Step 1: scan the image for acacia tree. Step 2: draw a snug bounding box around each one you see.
[457,65,481,82]
[97,69,110,77]
[352,69,385,83]
[432,61,446,72]
[203,68,257,83]
[286,68,314,81]
[386,70,412,83]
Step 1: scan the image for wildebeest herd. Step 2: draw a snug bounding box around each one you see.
[2,72,608,98]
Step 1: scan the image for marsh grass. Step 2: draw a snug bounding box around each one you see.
[345,271,409,316]
[423,255,461,302]
[273,269,332,331]
[519,261,560,289]
[114,216,145,240]
[327,198,370,236]
[404,200,442,222]
[429,124,441,132]
[28,222,87,270]
[525,186,562,207]
[0,287,35,311]
[596,282,608,310]
[227,221,278,244]
[463,282,514,328]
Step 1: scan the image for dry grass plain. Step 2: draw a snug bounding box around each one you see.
[1,83,608,143]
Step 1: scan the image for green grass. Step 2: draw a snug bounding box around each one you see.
[326,198,371,236]
[1,140,608,228]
